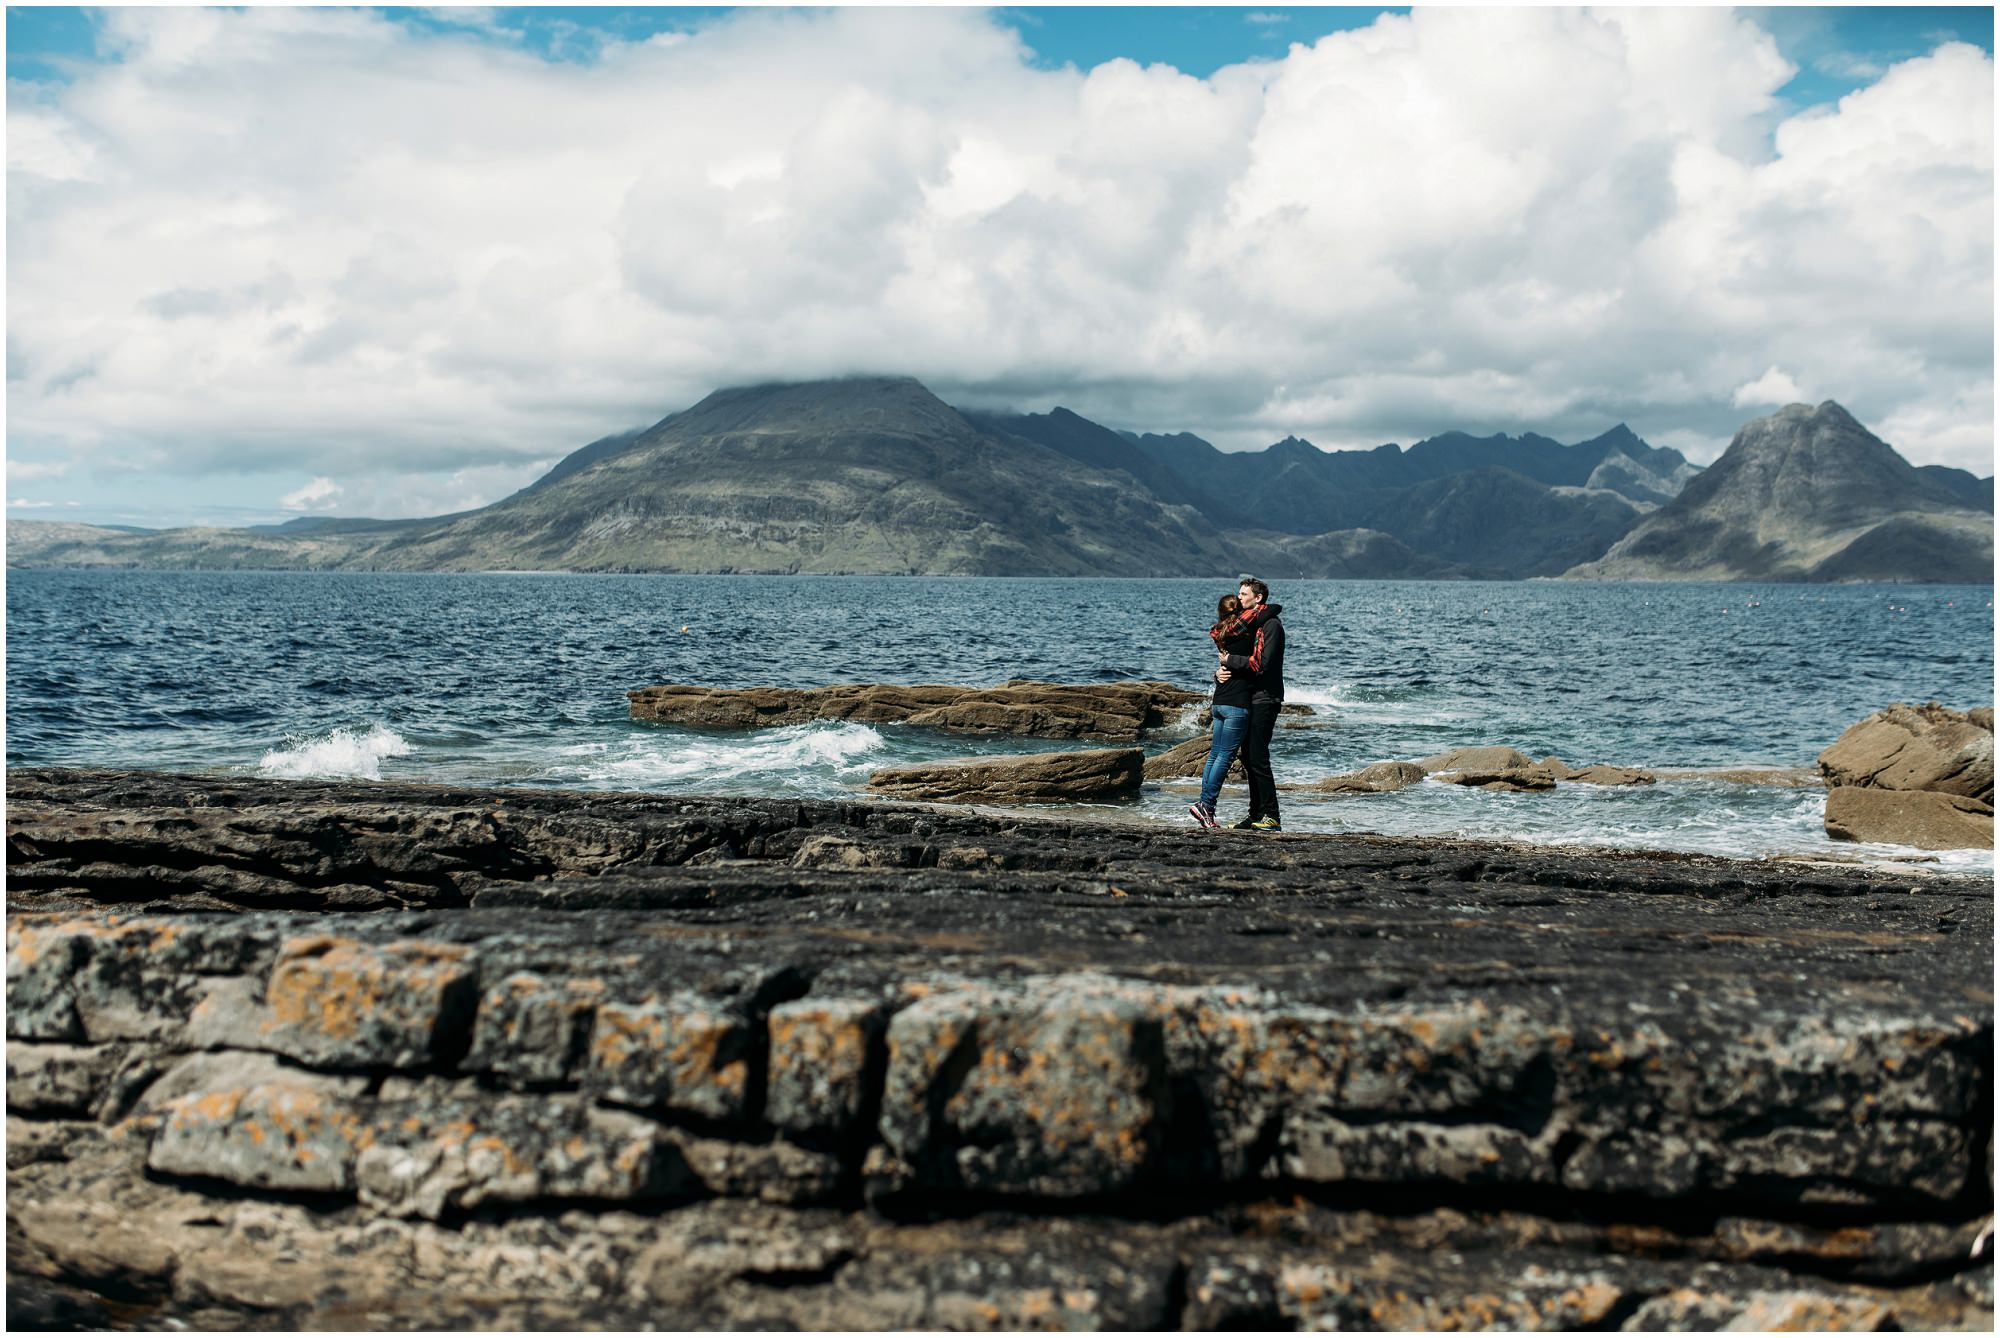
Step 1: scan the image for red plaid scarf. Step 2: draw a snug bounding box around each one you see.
[1210,605,1260,643]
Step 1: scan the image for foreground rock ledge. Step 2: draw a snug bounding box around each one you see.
[6,768,1994,1330]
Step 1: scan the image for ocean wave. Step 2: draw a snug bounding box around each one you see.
[551,721,886,786]
[1283,682,1350,708]
[258,724,414,780]
[1283,679,1462,724]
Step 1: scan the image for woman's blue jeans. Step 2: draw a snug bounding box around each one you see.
[1199,705,1251,809]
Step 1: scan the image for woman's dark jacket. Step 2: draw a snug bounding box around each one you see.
[1210,603,1281,710]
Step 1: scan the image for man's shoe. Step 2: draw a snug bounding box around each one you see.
[1187,800,1218,830]
[1250,815,1283,832]
[1231,816,1260,829]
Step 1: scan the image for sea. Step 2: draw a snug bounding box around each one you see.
[7,571,1993,874]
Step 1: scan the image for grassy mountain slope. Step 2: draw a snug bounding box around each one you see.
[357,378,1241,575]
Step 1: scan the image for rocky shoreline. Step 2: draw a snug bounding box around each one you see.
[626,680,1995,852]
[7,768,1994,1329]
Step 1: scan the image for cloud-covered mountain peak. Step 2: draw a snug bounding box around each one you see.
[660,376,969,441]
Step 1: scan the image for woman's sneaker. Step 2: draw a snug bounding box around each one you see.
[1187,800,1219,829]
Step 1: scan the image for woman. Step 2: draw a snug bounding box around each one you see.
[1189,592,1277,829]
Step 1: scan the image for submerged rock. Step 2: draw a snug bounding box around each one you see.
[1662,767,1825,787]
[627,679,1204,742]
[1562,763,1656,786]
[865,747,1144,804]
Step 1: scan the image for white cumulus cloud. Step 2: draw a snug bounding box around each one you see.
[1733,366,1809,408]
[279,476,343,511]
[7,458,71,483]
[4,4,1992,521]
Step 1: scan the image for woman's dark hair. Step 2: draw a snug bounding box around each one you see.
[1210,593,1242,639]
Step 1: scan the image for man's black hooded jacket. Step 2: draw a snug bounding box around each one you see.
[1220,602,1285,703]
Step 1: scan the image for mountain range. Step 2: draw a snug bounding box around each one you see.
[8,377,1991,582]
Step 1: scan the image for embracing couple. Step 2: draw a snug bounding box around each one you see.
[1188,575,1287,832]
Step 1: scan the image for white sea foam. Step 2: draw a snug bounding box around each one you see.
[1283,681,1351,709]
[258,724,414,780]
[553,722,887,787]
[1282,686,1476,736]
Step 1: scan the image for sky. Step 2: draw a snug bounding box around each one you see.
[6,5,1995,529]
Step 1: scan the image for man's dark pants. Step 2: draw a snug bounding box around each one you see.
[1242,696,1282,821]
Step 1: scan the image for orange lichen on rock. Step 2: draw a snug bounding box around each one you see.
[880,981,1167,1197]
[767,997,884,1134]
[149,1079,370,1193]
[586,997,753,1120]
[257,935,475,1067]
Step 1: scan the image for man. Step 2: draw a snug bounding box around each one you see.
[1215,575,1286,831]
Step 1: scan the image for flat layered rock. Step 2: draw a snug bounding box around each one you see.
[866,747,1143,803]
[628,679,1205,741]
[1825,786,1996,851]
[16,1134,1987,1333]
[5,768,1993,1330]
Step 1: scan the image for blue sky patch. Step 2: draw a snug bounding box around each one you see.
[9,6,1992,106]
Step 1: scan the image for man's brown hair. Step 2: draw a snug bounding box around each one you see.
[1239,576,1269,602]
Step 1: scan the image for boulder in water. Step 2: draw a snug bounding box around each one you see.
[867,748,1144,804]
[1818,703,1993,803]
[1418,746,1534,773]
[1307,761,1427,794]
[1818,703,1994,850]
